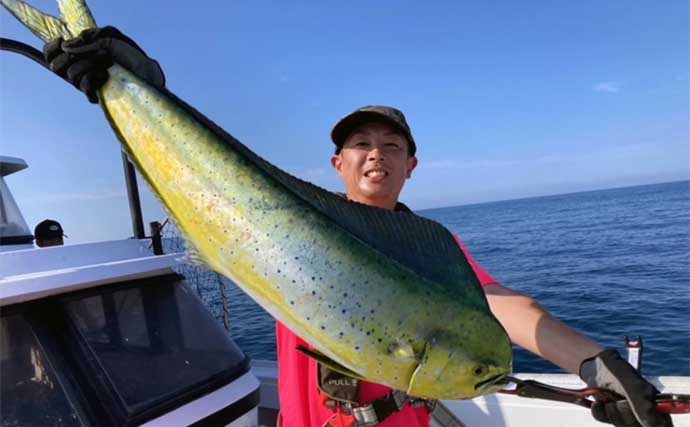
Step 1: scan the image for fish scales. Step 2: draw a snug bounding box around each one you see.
[102,68,503,394]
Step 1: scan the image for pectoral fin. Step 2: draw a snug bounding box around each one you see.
[388,340,419,361]
[296,345,366,381]
[406,340,450,398]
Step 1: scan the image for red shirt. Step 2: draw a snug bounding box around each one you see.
[277,236,498,427]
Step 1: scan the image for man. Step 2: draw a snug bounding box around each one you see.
[34,219,66,247]
[42,29,672,427]
[277,105,671,427]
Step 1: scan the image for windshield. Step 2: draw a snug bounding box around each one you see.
[1,314,82,426]
[66,275,248,411]
[0,176,32,243]
[1,273,250,426]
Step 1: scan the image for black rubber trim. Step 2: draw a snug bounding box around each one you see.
[0,234,34,245]
[189,385,261,427]
[126,358,253,426]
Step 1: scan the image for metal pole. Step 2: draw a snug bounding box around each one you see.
[150,221,163,255]
[121,152,145,239]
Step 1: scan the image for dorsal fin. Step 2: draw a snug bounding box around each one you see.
[148,89,486,301]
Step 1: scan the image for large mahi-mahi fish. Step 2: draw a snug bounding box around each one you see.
[2,0,512,399]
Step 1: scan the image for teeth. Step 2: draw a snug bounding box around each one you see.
[366,171,386,177]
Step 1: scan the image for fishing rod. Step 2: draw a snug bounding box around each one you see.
[0,37,48,69]
[499,376,690,415]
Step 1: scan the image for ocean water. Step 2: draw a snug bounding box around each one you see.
[190,181,690,376]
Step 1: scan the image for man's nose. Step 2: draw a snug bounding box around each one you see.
[367,146,384,161]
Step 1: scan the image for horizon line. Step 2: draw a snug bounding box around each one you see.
[417,179,689,213]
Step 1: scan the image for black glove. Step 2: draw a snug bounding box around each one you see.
[579,349,673,427]
[43,26,165,103]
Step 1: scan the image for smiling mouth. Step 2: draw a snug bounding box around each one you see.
[475,373,507,391]
[364,170,388,178]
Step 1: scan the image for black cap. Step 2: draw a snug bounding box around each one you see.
[331,105,417,156]
[34,219,65,240]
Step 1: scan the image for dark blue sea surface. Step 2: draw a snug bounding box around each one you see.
[191,181,690,376]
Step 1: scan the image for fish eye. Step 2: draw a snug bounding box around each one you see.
[473,365,488,377]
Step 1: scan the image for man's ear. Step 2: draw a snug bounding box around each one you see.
[331,155,343,176]
[406,156,418,178]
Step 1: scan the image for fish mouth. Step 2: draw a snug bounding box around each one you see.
[474,373,508,392]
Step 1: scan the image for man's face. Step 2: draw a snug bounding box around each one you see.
[36,236,64,248]
[331,122,418,209]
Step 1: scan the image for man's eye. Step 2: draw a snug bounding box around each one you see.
[355,141,369,146]
[384,143,400,148]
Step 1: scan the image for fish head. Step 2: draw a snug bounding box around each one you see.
[406,312,512,399]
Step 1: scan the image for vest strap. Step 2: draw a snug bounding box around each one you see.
[322,389,437,426]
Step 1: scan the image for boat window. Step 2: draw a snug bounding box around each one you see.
[65,275,248,416]
[0,314,81,427]
[0,177,33,245]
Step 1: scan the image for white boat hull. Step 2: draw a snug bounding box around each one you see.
[441,374,689,427]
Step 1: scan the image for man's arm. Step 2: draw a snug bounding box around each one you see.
[483,283,673,426]
[483,282,602,374]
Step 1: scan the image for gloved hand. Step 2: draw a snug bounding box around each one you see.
[579,349,673,427]
[43,26,165,103]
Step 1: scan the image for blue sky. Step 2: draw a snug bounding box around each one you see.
[1,0,688,243]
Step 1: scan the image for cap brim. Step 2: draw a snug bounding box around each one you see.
[331,111,414,152]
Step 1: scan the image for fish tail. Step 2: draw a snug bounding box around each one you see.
[1,0,96,42]
[57,0,96,36]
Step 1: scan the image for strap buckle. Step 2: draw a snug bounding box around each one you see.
[349,390,411,426]
[349,404,379,426]
[331,390,437,426]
